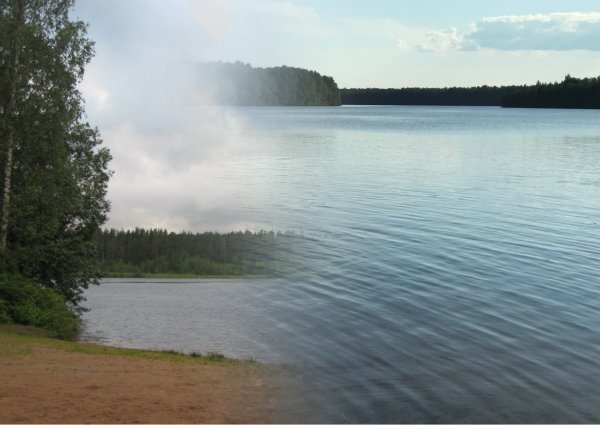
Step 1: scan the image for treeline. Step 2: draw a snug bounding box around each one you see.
[341,75,600,109]
[198,61,341,106]
[502,75,600,109]
[341,86,512,106]
[96,228,300,277]
[197,64,599,109]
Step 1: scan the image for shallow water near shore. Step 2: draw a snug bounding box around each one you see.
[83,106,600,423]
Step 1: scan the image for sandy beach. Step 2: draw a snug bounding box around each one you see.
[0,326,292,423]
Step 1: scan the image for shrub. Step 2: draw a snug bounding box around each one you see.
[0,274,80,339]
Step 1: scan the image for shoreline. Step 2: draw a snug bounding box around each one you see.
[0,325,291,423]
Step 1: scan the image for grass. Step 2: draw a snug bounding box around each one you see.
[0,324,242,365]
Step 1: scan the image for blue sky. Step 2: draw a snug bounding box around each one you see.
[75,0,600,89]
[72,0,600,230]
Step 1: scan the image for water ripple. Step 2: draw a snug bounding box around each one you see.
[84,106,600,423]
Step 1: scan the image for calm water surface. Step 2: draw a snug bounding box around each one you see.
[83,106,600,423]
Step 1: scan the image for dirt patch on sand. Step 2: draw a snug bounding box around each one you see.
[0,340,295,423]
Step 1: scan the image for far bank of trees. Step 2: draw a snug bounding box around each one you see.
[96,228,301,277]
[501,75,600,109]
[198,61,341,106]
[341,76,600,109]
[341,86,512,106]
[198,64,598,109]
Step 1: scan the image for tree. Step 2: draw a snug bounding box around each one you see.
[0,0,23,250]
[0,0,111,306]
[197,62,342,106]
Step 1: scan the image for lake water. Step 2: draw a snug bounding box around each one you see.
[82,106,600,423]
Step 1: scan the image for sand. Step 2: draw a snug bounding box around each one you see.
[0,330,293,423]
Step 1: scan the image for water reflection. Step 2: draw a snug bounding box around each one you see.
[84,106,600,422]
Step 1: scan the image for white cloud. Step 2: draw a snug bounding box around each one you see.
[468,12,600,51]
[75,0,274,231]
[416,27,470,53]
[80,77,110,112]
[419,12,600,52]
[480,12,600,25]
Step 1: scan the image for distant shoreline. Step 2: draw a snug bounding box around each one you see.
[341,76,600,109]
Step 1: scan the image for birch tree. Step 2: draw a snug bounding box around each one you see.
[0,0,111,305]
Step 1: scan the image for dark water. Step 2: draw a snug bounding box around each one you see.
[83,106,600,423]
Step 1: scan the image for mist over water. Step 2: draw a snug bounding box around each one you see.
[83,106,600,423]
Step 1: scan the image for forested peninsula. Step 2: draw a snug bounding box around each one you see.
[341,75,600,109]
[96,228,301,278]
[200,61,341,106]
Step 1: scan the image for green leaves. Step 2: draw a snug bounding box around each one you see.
[0,273,80,338]
[0,0,111,305]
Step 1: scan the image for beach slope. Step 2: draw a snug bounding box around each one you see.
[0,326,287,423]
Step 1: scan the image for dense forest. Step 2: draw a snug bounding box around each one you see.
[342,76,600,109]
[199,61,341,106]
[96,228,301,277]
[501,75,600,109]
[198,63,598,109]
[341,86,513,106]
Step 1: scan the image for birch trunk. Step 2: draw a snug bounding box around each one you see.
[0,0,25,251]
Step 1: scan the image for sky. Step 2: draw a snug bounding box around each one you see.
[75,0,600,89]
[72,0,600,231]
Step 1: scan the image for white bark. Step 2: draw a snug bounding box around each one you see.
[0,0,25,251]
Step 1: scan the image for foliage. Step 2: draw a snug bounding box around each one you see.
[341,76,600,109]
[341,86,514,106]
[96,228,301,277]
[0,0,111,305]
[0,273,79,338]
[502,75,600,109]
[198,61,341,106]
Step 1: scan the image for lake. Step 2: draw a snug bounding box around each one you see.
[82,106,600,423]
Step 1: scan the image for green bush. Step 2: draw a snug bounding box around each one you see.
[0,274,80,339]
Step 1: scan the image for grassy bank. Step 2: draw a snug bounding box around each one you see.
[0,324,238,364]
